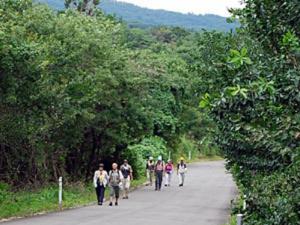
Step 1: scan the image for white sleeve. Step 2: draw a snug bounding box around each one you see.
[93,171,98,188]
[119,171,124,180]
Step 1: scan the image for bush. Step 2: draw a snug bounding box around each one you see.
[122,136,168,178]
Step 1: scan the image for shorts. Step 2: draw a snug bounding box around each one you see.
[110,185,120,198]
[122,177,131,190]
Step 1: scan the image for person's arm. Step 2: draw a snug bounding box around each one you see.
[93,171,98,188]
[177,164,179,175]
[105,171,109,182]
[119,171,124,183]
[130,166,133,180]
[108,171,111,182]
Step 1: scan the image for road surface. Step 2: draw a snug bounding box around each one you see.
[3,161,237,225]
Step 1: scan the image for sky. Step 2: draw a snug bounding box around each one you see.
[116,0,243,17]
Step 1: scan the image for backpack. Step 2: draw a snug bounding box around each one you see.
[121,165,131,179]
[166,164,172,171]
[109,170,121,186]
[177,163,187,173]
[155,161,164,171]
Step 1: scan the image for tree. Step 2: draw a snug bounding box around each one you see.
[65,0,100,15]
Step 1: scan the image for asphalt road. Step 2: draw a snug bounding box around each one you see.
[3,161,237,225]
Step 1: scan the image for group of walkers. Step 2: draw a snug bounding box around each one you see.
[93,157,187,206]
[93,160,133,206]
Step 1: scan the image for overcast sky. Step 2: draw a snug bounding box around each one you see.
[116,0,243,17]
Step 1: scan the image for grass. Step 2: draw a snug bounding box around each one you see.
[224,215,237,225]
[0,177,147,220]
[0,183,95,220]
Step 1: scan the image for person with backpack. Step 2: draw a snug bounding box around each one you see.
[164,159,173,187]
[177,157,187,187]
[108,163,123,206]
[146,156,155,186]
[93,163,109,205]
[155,156,165,191]
[120,159,133,199]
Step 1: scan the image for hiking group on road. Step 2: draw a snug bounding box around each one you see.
[93,157,187,206]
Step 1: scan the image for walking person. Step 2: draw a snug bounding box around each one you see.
[120,159,133,199]
[177,157,187,187]
[146,156,155,186]
[93,163,109,205]
[164,159,173,187]
[108,163,123,206]
[155,156,164,191]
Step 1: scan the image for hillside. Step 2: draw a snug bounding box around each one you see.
[38,0,238,31]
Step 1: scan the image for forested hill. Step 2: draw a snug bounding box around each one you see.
[39,0,237,31]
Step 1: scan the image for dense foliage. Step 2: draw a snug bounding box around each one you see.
[40,0,238,31]
[0,0,213,188]
[196,1,300,224]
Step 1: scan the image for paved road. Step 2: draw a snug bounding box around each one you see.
[3,161,237,225]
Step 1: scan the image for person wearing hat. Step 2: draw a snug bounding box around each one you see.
[154,156,165,191]
[120,159,133,199]
[146,156,155,186]
[177,157,187,187]
[164,159,174,187]
[93,163,109,205]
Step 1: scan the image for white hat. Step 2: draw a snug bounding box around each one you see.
[158,156,162,161]
[149,156,153,160]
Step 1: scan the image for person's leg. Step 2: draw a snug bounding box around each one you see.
[95,186,101,204]
[146,170,150,185]
[165,173,169,186]
[178,173,182,186]
[115,186,120,205]
[150,171,153,186]
[182,173,185,186]
[126,178,130,198]
[109,187,114,206]
[155,172,159,190]
[158,171,163,190]
[179,173,184,186]
[99,186,105,204]
[168,173,172,186]
[122,179,127,199]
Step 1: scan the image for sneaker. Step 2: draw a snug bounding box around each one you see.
[122,197,126,199]
[165,184,168,187]
[109,202,113,206]
[115,202,118,206]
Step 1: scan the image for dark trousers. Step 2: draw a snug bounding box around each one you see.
[95,185,105,203]
[155,171,163,190]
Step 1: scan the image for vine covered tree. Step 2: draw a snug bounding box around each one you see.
[65,0,100,15]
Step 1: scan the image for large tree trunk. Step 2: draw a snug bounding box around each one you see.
[85,127,97,181]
